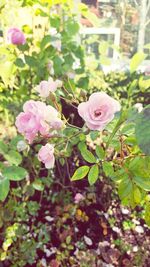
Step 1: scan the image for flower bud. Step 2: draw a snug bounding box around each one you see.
[17,140,27,152]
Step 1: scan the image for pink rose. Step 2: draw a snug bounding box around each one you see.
[74,193,84,204]
[36,78,62,98]
[15,100,63,143]
[78,92,121,130]
[7,27,26,45]
[38,144,55,169]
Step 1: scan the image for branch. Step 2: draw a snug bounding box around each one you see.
[145,18,150,27]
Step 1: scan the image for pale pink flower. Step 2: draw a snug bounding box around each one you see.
[7,27,26,45]
[15,100,63,143]
[38,144,55,169]
[36,78,62,98]
[51,40,61,51]
[78,92,121,130]
[74,193,84,204]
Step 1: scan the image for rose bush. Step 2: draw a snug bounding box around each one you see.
[0,0,150,266]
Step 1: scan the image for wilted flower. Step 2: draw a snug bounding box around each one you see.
[78,92,121,130]
[7,27,26,45]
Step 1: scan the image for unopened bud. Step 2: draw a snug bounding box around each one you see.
[49,92,57,102]
[80,89,87,99]
[17,140,27,152]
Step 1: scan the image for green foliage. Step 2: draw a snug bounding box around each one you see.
[2,166,27,181]
[0,175,10,201]
[135,105,150,155]
[80,148,96,164]
[71,166,89,181]
[145,202,150,226]
[130,52,147,73]
[88,164,99,185]
[95,145,105,160]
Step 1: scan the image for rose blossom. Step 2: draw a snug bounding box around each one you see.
[15,100,63,143]
[36,77,62,98]
[7,27,26,45]
[38,144,55,169]
[74,193,84,204]
[78,92,121,130]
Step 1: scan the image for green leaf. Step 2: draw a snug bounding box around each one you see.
[88,164,99,185]
[90,131,99,141]
[66,19,79,36]
[25,55,37,67]
[4,150,22,166]
[130,52,147,73]
[81,149,96,164]
[40,35,51,50]
[2,166,28,181]
[139,77,150,92]
[0,141,8,155]
[78,142,87,151]
[71,166,89,181]
[111,169,128,182]
[133,186,141,204]
[133,176,150,191]
[15,58,25,68]
[79,3,100,27]
[50,16,61,30]
[129,157,150,178]
[99,41,109,55]
[53,56,63,75]
[100,56,111,66]
[0,176,10,201]
[127,79,138,97]
[96,146,105,160]
[118,178,133,200]
[0,61,14,86]
[32,179,44,191]
[145,202,150,226]
[103,162,114,177]
[135,105,150,155]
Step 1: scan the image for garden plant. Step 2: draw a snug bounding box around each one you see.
[0,0,150,266]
